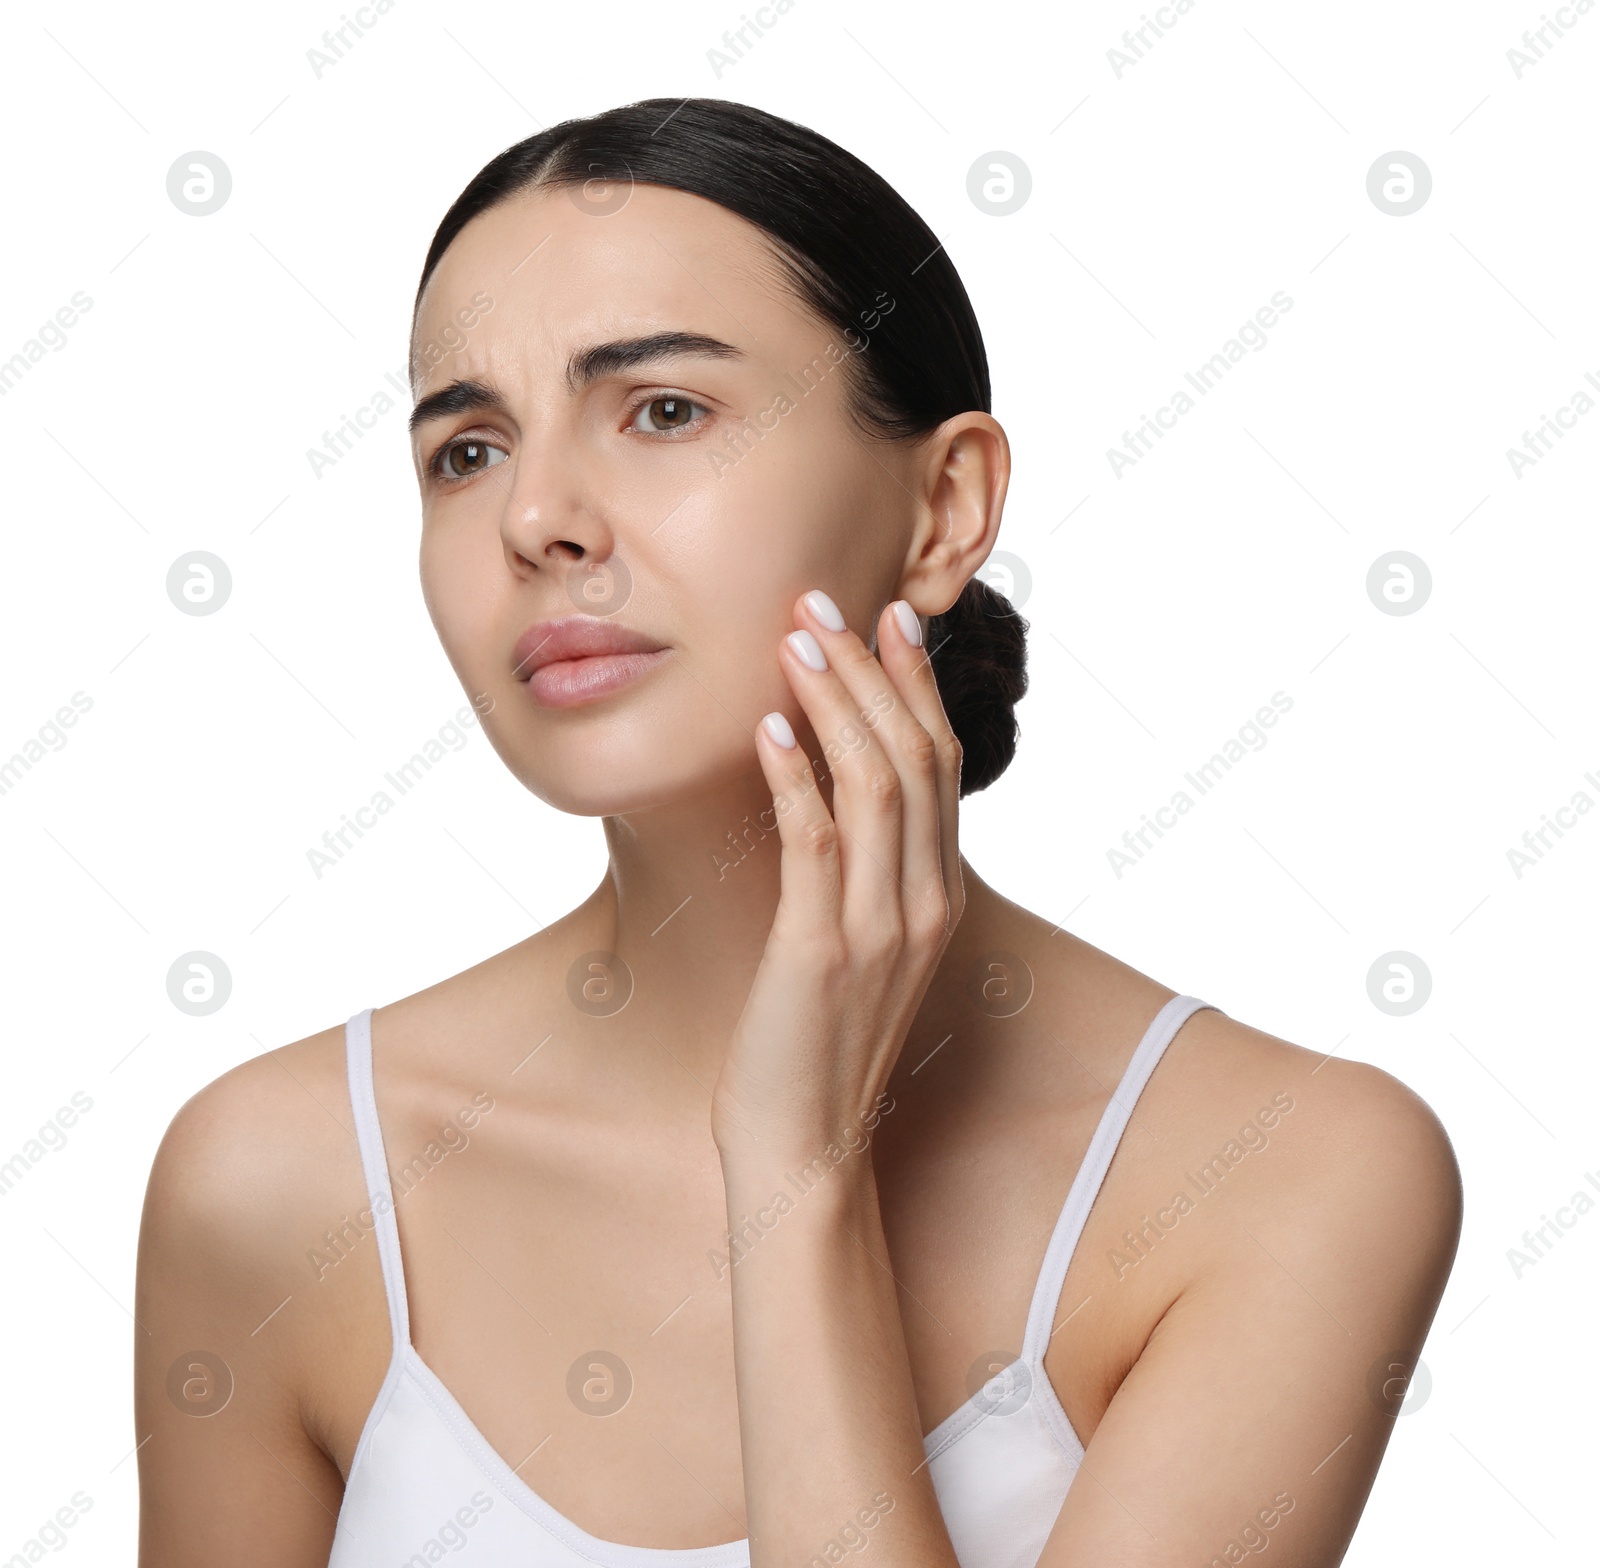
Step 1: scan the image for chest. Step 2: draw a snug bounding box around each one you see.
[312,1072,1161,1548]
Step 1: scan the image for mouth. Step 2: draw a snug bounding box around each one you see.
[523,648,672,708]
[512,615,671,710]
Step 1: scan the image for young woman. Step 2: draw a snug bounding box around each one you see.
[134,98,1462,1567]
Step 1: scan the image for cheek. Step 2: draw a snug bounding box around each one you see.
[681,451,862,614]
[420,524,505,679]
[706,501,889,681]
[667,508,812,698]
[665,464,886,728]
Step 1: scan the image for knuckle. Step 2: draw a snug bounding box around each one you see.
[909,899,952,949]
[799,931,850,975]
[849,911,904,962]
[901,724,938,772]
[840,639,879,674]
[862,764,903,810]
[794,812,839,860]
[936,730,964,773]
[774,920,847,975]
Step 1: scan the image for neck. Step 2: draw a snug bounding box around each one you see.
[560,760,1005,1088]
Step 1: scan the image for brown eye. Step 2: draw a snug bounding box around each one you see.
[628,395,708,435]
[437,439,509,480]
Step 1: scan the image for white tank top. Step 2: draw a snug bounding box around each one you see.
[328,993,1217,1568]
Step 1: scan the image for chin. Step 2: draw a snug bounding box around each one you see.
[483,703,766,819]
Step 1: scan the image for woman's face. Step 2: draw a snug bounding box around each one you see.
[409,181,936,817]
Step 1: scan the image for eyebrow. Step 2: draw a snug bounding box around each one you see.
[407,330,746,435]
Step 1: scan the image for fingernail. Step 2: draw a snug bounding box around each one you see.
[762,711,797,748]
[803,589,846,632]
[786,630,828,671]
[891,600,923,647]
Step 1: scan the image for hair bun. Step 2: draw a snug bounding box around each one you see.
[926,577,1029,797]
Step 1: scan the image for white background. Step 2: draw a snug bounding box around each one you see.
[1,0,1594,1561]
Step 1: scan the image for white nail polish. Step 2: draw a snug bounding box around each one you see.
[787,630,828,671]
[762,712,797,748]
[891,600,923,647]
[804,589,846,632]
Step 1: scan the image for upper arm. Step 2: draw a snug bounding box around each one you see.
[1037,1057,1462,1567]
[134,1041,358,1568]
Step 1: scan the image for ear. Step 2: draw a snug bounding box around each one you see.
[897,412,1010,616]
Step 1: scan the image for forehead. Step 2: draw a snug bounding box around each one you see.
[411,182,803,390]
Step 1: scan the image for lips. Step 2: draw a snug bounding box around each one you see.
[510,615,672,708]
[512,615,666,681]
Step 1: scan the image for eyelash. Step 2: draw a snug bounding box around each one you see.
[425,390,714,484]
[625,388,713,439]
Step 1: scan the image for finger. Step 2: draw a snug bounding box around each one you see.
[779,603,904,938]
[793,590,947,937]
[753,709,843,941]
[873,596,964,935]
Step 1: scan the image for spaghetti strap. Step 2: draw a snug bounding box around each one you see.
[1020,993,1219,1368]
[325,994,1227,1562]
[344,1006,411,1351]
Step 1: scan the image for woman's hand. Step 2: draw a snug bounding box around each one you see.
[708,588,967,1165]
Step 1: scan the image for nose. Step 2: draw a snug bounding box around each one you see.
[498,445,623,609]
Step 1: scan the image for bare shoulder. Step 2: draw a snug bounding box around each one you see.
[1155,1002,1464,1280]
[1185,1006,1460,1191]
[139,1020,361,1269]
[135,1018,383,1453]
[1033,982,1466,1560]
[133,1015,389,1564]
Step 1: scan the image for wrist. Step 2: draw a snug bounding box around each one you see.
[717,1125,882,1205]
[712,1088,898,1172]
[717,1147,879,1269]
